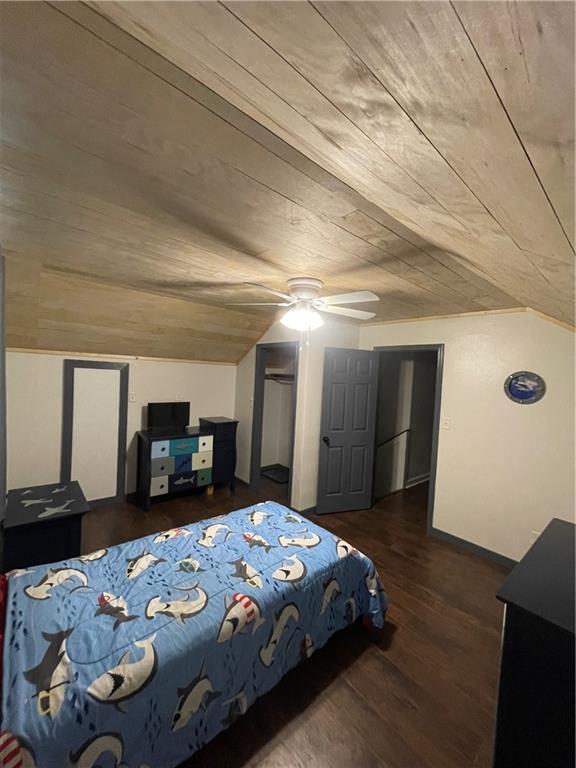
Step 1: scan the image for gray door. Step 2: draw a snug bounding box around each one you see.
[316,348,379,514]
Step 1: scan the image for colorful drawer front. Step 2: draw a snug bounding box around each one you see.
[192,451,212,470]
[169,472,197,492]
[150,476,169,496]
[151,441,170,459]
[169,437,198,456]
[151,457,175,477]
[174,454,192,474]
[198,435,213,453]
[196,469,212,487]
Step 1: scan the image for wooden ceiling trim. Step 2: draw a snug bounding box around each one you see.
[3,3,515,319]
[86,0,573,322]
[452,0,575,250]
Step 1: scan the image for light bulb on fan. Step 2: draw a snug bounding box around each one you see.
[280,301,324,331]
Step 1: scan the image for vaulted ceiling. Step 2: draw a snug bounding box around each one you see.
[1,1,573,362]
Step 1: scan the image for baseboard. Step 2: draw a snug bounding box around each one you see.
[430,526,516,569]
[294,505,316,516]
[89,493,126,508]
[405,473,430,488]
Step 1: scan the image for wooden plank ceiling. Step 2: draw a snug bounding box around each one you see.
[0,1,573,362]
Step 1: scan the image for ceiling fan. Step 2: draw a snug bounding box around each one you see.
[231,278,379,331]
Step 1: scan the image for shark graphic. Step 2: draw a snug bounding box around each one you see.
[259,604,299,667]
[278,530,321,549]
[145,585,208,624]
[24,568,88,601]
[247,508,270,526]
[242,532,273,552]
[69,733,124,768]
[272,555,307,584]
[229,557,263,588]
[197,523,231,548]
[24,628,73,718]
[217,593,265,643]
[125,552,165,580]
[320,578,342,614]
[21,498,51,508]
[87,634,157,711]
[37,499,74,519]
[171,662,219,731]
[95,592,138,631]
[153,527,192,544]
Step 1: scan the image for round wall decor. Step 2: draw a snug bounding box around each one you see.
[504,371,546,404]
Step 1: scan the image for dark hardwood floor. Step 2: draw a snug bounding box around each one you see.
[84,481,508,768]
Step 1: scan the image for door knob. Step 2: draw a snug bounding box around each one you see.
[322,436,331,447]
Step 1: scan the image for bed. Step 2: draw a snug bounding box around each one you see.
[0,500,387,768]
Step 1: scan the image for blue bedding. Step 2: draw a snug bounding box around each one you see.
[1,501,387,768]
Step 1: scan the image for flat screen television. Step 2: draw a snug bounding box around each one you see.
[147,401,190,430]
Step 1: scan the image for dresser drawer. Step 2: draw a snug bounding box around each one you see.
[151,457,175,477]
[196,469,212,487]
[198,435,213,453]
[192,451,212,470]
[150,476,169,496]
[169,472,197,492]
[174,454,192,474]
[151,440,170,459]
[170,437,198,456]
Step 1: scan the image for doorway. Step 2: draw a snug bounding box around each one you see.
[250,342,299,504]
[315,344,443,531]
[373,345,443,530]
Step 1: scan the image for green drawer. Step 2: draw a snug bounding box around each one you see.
[196,469,212,487]
[169,437,198,456]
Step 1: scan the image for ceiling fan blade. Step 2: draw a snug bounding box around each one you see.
[228,302,291,307]
[317,305,376,320]
[321,291,379,305]
[243,282,293,301]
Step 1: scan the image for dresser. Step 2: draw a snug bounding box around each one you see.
[136,418,237,509]
[493,519,575,768]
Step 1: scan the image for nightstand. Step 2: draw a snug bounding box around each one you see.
[2,481,90,571]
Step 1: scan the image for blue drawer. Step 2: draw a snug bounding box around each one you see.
[169,437,198,456]
[169,472,197,492]
[151,440,170,459]
[174,454,192,474]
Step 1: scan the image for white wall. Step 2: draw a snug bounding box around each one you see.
[261,372,294,468]
[360,311,575,561]
[6,351,237,493]
[234,318,360,510]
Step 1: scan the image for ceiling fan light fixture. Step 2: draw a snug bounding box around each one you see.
[280,302,324,332]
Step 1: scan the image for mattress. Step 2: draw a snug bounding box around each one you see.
[1,500,387,768]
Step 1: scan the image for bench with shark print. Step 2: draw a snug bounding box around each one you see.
[1,500,387,768]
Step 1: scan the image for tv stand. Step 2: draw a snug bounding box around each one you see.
[136,418,237,510]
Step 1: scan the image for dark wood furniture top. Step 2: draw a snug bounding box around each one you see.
[497,517,575,633]
[5,481,90,528]
[3,481,90,571]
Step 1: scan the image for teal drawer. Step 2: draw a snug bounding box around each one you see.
[169,437,198,456]
[197,469,212,487]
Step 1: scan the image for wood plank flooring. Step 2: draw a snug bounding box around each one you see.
[84,481,508,768]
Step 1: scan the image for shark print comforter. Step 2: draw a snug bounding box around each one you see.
[0,501,387,768]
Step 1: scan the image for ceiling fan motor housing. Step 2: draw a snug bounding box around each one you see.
[286,277,324,300]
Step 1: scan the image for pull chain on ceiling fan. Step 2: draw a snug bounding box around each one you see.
[231,278,379,331]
